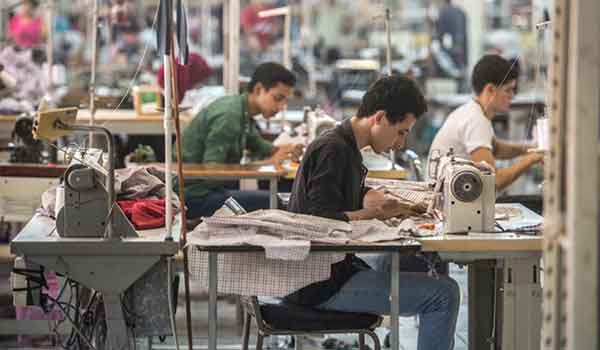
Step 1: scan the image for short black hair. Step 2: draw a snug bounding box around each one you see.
[247,62,296,92]
[356,75,427,124]
[471,54,519,95]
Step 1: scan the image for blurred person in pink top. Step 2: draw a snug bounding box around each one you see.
[7,0,45,49]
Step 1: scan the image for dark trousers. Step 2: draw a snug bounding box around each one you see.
[186,189,271,219]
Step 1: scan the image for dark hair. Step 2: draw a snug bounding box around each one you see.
[471,54,519,95]
[356,75,427,124]
[24,0,39,7]
[247,62,296,92]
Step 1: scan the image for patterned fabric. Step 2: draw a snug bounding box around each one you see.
[365,179,435,206]
[190,209,351,260]
[186,209,420,296]
[188,247,346,297]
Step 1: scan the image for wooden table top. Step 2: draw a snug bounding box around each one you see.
[283,164,409,180]
[367,169,409,180]
[0,109,192,123]
[418,234,543,252]
[176,163,287,178]
[0,163,68,178]
[0,162,286,179]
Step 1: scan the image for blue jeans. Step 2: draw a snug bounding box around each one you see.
[186,190,271,219]
[317,254,460,350]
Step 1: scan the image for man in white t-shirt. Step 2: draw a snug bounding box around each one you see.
[428,54,544,190]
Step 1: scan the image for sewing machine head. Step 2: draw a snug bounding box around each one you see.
[56,148,137,238]
[303,106,337,143]
[429,150,496,234]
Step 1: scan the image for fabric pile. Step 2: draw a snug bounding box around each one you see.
[115,165,181,229]
[188,208,349,296]
[350,219,417,241]
[363,179,440,236]
[187,208,422,296]
[117,198,168,230]
[39,165,179,230]
[190,209,352,260]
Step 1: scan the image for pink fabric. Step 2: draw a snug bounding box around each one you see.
[15,272,63,345]
[8,14,43,49]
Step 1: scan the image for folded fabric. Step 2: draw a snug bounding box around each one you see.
[118,198,171,230]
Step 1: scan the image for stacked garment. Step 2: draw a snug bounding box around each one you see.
[40,165,180,230]
[188,209,351,296]
[190,209,352,261]
[187,209,422,296]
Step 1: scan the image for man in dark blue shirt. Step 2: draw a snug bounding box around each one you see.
[288,76,460,350]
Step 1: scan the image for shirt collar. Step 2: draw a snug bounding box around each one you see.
[339,118,363,159]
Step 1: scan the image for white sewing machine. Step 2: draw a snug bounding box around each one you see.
[429,151,496,234]
[303,106,337,143]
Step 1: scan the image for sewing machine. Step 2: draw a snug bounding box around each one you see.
[8,107,178,348]
[429,151,496,233]
[7,113,47,163]
[303,106,337,143]
[55,147,137,238]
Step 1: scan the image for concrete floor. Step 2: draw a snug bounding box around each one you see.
[0,256,469,350]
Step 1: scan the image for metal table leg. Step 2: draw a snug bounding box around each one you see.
[269,178,278,209]
[104,293,129,350]
[390,252,400,350]
[468,260,497,350]
[209,252,218,350]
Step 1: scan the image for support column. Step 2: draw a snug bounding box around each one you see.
[564,0,599,349]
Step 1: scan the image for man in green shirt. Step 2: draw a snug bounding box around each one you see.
[181,62,303,219]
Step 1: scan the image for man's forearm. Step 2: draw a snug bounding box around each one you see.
[496,156,538,190]
[493,138,530,159]
[345,207,381,221]
[362,189,385,208]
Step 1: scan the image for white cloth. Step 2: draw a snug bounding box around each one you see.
[427,99,495,178]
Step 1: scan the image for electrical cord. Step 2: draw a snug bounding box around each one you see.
[46,294,98,350]
[49,281,102,350]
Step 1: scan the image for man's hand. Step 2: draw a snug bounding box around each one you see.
[516,151,545,169]
[524,151,545,165]
[375,198,426,220]
[270,143,304,165]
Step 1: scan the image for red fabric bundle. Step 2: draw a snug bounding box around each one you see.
[118,198,171,230]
